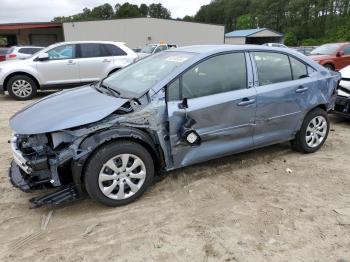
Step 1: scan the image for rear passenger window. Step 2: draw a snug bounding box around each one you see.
[290,57,308,79]
[182,52,247,99]
[80,43,102,58]
[253,52,292,85]
[102,44,127,56]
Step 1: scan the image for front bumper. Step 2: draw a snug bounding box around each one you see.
[0,84,4,94]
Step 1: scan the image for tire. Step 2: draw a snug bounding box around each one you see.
[84,140,154,207]
[323,63,335,71]
[7,74,37,100]
[291,108,330,153]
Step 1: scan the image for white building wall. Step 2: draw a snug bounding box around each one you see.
[224,37,246,45]
[63,18,225,49]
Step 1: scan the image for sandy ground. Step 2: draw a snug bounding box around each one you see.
[0,93,350,262]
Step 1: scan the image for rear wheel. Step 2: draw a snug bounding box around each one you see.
[84,141,154,206]
[323,63,335,71]
[291,108,329,153]
[7,75,37,100]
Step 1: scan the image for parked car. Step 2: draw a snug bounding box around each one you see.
[138,43,177,58]
[6,46,43,60]
[309,43,350,70]
[0,47,9,62]
[8,45,339,207]
[262,43,288,48]
[0,41,138,100]
[292,46,317,56]
[333,65,350,117]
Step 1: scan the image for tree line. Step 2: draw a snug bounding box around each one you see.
[53,3,170,22]
[53,1,350,46]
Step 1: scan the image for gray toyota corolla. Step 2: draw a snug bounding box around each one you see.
[8,45,340,207]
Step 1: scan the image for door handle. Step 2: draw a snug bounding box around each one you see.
[296,86,309,93]
[67,60,76,65]
[102,59,112,62]
[237,98,256,106]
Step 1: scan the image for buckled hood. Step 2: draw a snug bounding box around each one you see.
[10,85,128,134]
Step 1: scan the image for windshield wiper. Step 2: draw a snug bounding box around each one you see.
[98,82,120,97]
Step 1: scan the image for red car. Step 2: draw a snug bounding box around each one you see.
[0,48,9,62]
[309,43,350,71]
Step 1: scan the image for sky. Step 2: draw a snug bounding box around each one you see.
[0,0,211,23]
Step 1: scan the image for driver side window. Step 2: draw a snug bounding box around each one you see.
[182,52,247,99]
[47,44,75,60]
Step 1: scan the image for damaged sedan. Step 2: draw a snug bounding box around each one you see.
[8,45,340,207]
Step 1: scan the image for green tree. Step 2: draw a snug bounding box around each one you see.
[149,3,171,19]
[115,3,141,18]
[139,4,149,17]
[236,14,252,29]
[284,32,298,46]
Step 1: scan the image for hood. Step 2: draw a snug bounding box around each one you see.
[10,85,128,135]
[309,54,331,61]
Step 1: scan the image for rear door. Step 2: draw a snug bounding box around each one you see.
[36,43,79,86]
[77,43,113,82]
[251,51,314,147]
[167,52,257,168]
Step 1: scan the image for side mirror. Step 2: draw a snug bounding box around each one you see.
[178,98,188,109]
[336,51,344,57]
[36,53,49,61]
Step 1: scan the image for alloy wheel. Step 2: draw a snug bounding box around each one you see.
[12,79,33,98]
[305,116,327,148]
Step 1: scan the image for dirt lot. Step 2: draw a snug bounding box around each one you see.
[0,93,350,262]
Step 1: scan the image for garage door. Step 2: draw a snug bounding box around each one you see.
[30,34,57,47]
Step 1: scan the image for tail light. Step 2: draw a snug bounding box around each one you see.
[7,54,17,59]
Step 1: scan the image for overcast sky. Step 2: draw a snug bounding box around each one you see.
[0,0,211,23]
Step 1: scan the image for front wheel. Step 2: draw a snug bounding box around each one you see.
[7,75,37,100]
[84,141,154,206]
[291,108,330,153]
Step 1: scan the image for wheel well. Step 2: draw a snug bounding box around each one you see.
[79,136,163,184]
[315,104,327,112]
[323,63,335,70]
[108,68,121,76]
[3,72,40,91]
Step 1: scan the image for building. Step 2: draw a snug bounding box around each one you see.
[0,22,64,47]
[225,28,284,45]
[0,18,225,49]
[63,17,225,49]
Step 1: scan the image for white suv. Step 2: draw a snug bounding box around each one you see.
[0,41,138,100]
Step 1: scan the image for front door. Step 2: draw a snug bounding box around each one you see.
[36,43,79,86]
[167,52,257,168]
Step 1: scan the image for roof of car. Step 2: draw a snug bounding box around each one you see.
[54,41,126,45]
[11,46,43,48]
[168,44,291,54]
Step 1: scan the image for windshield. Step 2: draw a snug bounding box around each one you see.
[140,45,157,54]
[103,51,195,98]
[311,44,341,55]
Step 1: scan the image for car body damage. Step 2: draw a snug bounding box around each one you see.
[9,88,171,206]
[8,45,340,207]
[333,65,350,117]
